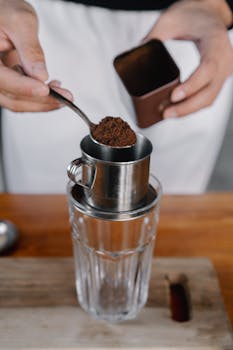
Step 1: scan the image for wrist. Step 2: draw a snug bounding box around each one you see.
[203,0,233,27]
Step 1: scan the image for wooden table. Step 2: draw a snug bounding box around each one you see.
[1,193,233,327]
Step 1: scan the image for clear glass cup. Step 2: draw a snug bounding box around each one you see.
[67,175,162,323]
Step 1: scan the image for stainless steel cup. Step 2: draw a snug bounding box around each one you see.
[67,134,152,212]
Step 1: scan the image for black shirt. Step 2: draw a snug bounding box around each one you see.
[63,0,177,10]
[63,0,233,12]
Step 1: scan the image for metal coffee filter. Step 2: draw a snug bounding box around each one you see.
[67,134,153,212]
[67,174,162,221]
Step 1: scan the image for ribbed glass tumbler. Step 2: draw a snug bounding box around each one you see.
[67,176,162,322]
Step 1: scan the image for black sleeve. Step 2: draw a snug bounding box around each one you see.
[226,0,233,29]
[226,0,233,12]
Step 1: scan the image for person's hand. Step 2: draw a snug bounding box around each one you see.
[0,0,72,112]
[146,0,233,118]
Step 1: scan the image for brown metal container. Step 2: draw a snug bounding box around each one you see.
[114,39,180,128]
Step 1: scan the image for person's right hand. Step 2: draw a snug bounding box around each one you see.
[0,0,73,112]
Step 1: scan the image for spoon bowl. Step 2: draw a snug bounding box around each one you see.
[49,89,136,148]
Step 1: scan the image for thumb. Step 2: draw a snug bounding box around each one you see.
[5,13,48,82]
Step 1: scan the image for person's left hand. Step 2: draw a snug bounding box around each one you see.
[146,0,233,118]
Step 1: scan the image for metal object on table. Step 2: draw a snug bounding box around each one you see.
[0,220,19,254]
[67,133,153,212]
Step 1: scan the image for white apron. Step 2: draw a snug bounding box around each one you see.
[2,0,233,193]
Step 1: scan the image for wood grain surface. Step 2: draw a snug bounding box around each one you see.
[0,257,232,349]
[0,193,233,327]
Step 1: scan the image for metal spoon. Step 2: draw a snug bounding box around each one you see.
[49,88,96,130]
[0,220,19,254]
[49,90,137,148]
[13,65,136,148]
[13,64,95,129]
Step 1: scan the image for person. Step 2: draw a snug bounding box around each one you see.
[0,0,233,193]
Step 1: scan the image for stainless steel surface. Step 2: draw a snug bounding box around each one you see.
[67,157,96,190]
[0,220,19,254]
[67,174,162,221]
[50,91,136,148]
[89,133,136,149]
[67,134,153,212]
[49,88,95,129]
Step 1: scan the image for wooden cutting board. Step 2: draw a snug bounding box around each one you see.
[0,257,232,349]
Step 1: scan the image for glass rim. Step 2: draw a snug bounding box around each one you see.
[67,174,162,221]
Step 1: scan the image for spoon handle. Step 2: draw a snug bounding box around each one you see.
[49,88,95,129]
[13,65,95,130]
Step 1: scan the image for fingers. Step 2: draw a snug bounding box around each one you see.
[0,92,61,112]
[0,63,73,106]
[0,38,13,51]
[49,85,74,102]
[144,2,189,41]
[4,86,73,103]
[171,58,217,103]
[0,30,14,51]
[0,65,49,97]
[5,7,48,81]
[163,81,221,118]
[0,1,73,113]
[145,15,178,42]
[144,0,233,119]
[163,38,233,118]
[0,57,73,112]
[0,82,73,112]
[49,80,62,88]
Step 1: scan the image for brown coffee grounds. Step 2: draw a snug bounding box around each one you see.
[91,116,136,147]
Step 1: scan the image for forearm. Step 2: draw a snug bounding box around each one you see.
[203,0,233,27]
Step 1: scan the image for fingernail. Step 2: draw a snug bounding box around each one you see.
[50,80,62,87]
[172,89,186,103]
[163,108,178,119]
[32,62,48,80]
[1,40,11,50]
[32,85,49,97]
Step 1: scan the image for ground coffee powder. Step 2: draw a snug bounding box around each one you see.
[91,116,136,147]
